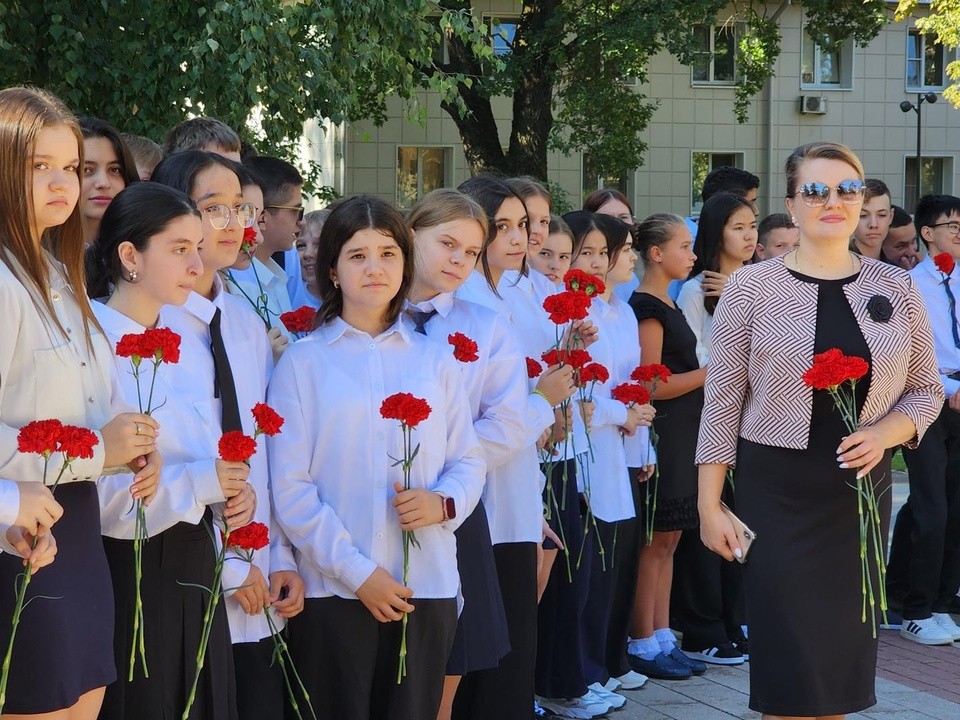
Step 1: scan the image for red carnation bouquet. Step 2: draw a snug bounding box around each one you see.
[802,349,885,634]
[630,364,671,545]
[448,332,479,364]
[115,327,181,679]
[280,306,317,338]
[1,421,99,712]
[379,392,432,683]
[184,404,284,719]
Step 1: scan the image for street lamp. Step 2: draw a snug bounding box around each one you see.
[900,91,938,210]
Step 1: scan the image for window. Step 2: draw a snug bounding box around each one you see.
[691,151,743,214]
[397,147,450,208]
[486,16,519,57]
[907,29,947,90]
[691,24,737,85]
[904,156,954,214]
[582,154,629,203]
[801,28,854,89]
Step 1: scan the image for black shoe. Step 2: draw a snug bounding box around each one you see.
[668,647,707,675]
[733,636,749,661]
[685,642,745,665]
[627,651,693,680]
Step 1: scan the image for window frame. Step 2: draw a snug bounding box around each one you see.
[906,28,950,92]
[902,154,955,214]
[800,24,855,90]
[396,145,453,209]
[690,23,740,86]
[690,150,745,216]
[581,154,632,207]
[483,14,520,57]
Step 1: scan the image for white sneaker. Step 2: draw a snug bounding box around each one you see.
[614,669,648,690]
[536,692,612,719]
[931,613,960,641]
[901,616,955,645]
[588,682,626,709]
[601,676,621,692]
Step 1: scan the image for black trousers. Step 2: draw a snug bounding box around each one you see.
[581,517,620,685]
[288,596,457,720]
[234,636,284,720]
[454,542,538,720]
[672,483,746,650]
[886,406,960,619]
[604,470,642,679]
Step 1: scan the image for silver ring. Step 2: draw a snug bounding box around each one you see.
[135,423,141,435]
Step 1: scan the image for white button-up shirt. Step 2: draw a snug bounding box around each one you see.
[0,254,111,485]
[161,278,298,642]
[406,292,539,544]
[223,258,296,342]
[911,255,960,399]
[267,316,485,600]
[676,273,712,367]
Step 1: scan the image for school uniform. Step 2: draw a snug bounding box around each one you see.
[451,271,555,719]
[224,259,297,342]
[0,254,115,714]
[268,316,484,720]
[405,292,527,675]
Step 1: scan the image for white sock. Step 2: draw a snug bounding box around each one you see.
[654,627,676,653]
[627,635,660,661]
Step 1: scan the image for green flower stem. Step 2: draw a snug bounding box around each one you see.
[265,609,318,720]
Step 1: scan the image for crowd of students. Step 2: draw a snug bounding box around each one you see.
[0,84,958,720]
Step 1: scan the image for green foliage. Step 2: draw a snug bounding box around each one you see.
[897,0,960,106]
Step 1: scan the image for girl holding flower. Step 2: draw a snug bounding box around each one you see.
[267,195,485,720]
[0,87,160,719]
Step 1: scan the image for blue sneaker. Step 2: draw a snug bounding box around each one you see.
[627,651,692,680]
[668,646,707,675]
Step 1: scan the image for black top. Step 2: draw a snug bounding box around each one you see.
[629,292,700,375]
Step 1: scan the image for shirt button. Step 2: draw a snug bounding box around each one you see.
[368,342,376,350]
[80,362,86,367]
[377,480,385,488]
[66,327,72,334]
[375,381,383,390]
[376,532,384,540]
[51,292,61,301]
[377,431,384,440]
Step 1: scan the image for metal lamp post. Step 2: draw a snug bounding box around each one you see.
[900,91,938,210]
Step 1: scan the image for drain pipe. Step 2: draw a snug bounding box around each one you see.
[764,0,792,216]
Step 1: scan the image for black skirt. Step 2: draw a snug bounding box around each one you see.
[99,511,237,720]
[0,482,115,714]
[445,501,510,675]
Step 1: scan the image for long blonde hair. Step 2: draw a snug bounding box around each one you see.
[0,87,96,341]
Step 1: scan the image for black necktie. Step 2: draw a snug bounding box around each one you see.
[210,308,242,433]
[408,308,438,335]
[942,276,960,349]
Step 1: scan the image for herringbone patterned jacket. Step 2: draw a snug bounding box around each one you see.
[696,256,944,467]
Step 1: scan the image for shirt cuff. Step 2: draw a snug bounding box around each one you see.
[0,481,19,528]
[340,555,378,595]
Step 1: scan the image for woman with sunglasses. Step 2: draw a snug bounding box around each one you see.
[696,142,943,720]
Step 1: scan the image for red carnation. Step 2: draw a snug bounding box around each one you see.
[934,252,955,276]
[140,327,181,364]
[448,332,479,363]
[241,226,257,253]
[611,382,651,406]
[802,348,870,391]
[219,431,258,463]
[380,392,432,429]
[564,269,605,297]
[580,362,610,385]
[542,348,592,369]
[226,521,270,552]
[280,306,317,334]
[631,364,672,384]
[526,357,543,379]
[115,334,146,363]
[16,419,64,457]
[252,403,285,436]
[542,290,592,324]
[57,425,99,460]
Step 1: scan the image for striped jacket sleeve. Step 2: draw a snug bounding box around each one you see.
[695,273,752,466]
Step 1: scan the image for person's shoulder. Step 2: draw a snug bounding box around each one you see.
[859,256,915,294]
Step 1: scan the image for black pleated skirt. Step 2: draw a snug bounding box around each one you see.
[445,501,510,675]
[0,482,116,714]
[99,510,237,720]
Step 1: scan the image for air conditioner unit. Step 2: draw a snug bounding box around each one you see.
[800,96,828,115]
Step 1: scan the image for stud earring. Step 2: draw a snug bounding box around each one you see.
[791,217,798,226]
[128,270,138,282]
[332,278,339,289]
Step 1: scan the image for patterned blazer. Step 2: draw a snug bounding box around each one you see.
[696,256,944,466]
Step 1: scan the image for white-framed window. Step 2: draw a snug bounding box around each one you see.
[904,155,954,214]
[485,15,519,57]
[582,154,630,204]
[801,26,854,89]
[397,146,451,208]
[906,29,949,91]
[691,24,738,85]
[690,151,744,214]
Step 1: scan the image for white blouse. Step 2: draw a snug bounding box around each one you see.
[0,254,112,485]
[676,273,712,366]
[160,278,298,642]
[267,316,485,600]
[407,291,542,545]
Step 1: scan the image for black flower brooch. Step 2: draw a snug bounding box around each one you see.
[866,294,893,323]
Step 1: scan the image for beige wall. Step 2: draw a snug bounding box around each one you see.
[335,2,960,216]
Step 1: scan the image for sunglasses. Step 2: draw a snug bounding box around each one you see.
[794,180,865,207]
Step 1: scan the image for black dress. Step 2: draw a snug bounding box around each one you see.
[735,271,891,716]
[629,292,701,532]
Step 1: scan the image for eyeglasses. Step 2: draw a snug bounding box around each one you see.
[202,202,257,230]
[265,204,305,222]
[794,180,865,207]
[930,221,960,237]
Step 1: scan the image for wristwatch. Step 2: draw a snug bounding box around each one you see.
[438,493,456,522]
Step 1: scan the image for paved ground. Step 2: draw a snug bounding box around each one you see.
[576,472,960,718]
